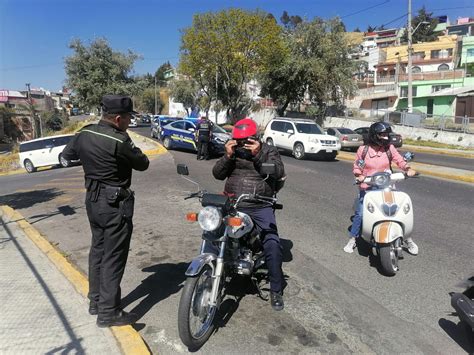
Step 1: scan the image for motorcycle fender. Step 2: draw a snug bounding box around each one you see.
[185,253,216,277]
[373,222,403,244]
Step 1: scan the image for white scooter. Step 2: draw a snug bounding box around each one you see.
[358,169,417,276]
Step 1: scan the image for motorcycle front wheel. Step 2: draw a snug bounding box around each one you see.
[379,242,399,276]
[178,265,217,350]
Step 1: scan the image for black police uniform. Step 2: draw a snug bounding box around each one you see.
[62,117,149,321]
[195,119,212,160]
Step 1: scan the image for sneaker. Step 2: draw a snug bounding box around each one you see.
[406,238,419,255]
[343,238,357,253]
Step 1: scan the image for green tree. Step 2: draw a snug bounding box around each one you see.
[155,62,173,87]
[280,11,303,29]
[169,78,201,116]
[260,17,356,117]
[401,6,439,43]
[367,25,376,32]
[135,87,163,114]
[354,27,361,32]
[179,8,285,122]
[64,38,140,111]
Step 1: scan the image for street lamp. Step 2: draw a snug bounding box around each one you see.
[407,0,430,113]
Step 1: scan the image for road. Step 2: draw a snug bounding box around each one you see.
[0,128,472,354]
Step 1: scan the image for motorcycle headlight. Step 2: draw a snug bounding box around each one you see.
[198,206,222,231]
[308,136,319,144]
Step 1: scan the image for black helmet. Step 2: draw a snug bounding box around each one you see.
[368,122,392,147]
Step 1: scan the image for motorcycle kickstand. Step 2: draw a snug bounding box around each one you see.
[251,275,269,301]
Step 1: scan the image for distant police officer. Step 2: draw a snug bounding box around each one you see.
[195,116,213,160]
[62,95,149,327]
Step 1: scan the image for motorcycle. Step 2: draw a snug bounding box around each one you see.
[176,163,282,349]
[450,275,474,333]
[357,157,418,276]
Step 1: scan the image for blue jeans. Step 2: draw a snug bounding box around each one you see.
[349,190,367,238]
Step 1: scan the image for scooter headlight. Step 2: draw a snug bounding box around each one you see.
[198,206,222,231]
[373,174,390,188]
[403,203,411,214]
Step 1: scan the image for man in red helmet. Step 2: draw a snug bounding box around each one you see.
[212,118,287,311]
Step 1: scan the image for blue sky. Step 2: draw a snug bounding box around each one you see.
[1,0,472,92]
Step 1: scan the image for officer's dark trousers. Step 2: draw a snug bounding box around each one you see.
[197,136,210,159]
[239,206,283,293]
[86,192,133,317]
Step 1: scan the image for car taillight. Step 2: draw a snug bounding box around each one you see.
[342,135,348,141]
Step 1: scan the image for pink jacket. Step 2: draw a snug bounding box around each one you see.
[353,145,409,190]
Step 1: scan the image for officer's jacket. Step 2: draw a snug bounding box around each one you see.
[62,120,149,188]
[212,143,285,208]
[196,120,212,137]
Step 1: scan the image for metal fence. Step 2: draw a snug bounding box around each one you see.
[343,108,473,134]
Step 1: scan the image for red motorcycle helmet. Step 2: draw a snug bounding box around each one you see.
[232,118,257,139]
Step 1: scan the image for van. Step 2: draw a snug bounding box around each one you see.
[19,134,78,173]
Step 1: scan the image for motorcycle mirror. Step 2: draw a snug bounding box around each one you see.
[403,152,415,162]
[260,163,276,176]
[177,164,189,176]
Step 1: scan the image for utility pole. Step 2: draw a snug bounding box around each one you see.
[407,0,413,113]
[154,76,157,115]
[215,69,218,122]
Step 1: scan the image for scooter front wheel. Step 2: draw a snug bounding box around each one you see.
[379,242,399,276]
[178,265,216,350]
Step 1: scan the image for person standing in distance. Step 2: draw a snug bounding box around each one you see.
[195,116,213,160]
[62,95,149,327]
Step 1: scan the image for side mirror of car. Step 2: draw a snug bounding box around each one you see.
[177,164,189,175]
[261,163,276,175]
[286,129,294,135]
[403,152,415,162]
[188,128,195,132]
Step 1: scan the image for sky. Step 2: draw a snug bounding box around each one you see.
[1,0,473,92]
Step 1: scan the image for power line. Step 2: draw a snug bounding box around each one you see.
[341,0,391,19]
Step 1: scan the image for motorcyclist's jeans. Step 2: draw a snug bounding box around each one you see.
[239,206,284,293]
[349,190,367,238]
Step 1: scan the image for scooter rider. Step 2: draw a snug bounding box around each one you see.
[343,121,419,254]
[212,118,287,311]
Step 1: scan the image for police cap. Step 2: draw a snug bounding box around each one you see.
[101,95,137,114]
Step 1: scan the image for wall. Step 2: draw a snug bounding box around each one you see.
[460,35,474,65]
[324,116,474,147]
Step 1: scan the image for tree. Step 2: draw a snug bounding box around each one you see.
[280,11,303,29]
[135,87,163,114]
[179,9,285,122]
[366,25,376,32]
[155,62,173,87]
[401,6,439,43]
[354,27,361,32]
[169,78,201,116]
[65,38,140,111]
[260,17,356,117]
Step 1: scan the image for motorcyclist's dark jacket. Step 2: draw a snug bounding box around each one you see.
[62,120,149,189]
[212,143,285,208]
[196,119,212,139]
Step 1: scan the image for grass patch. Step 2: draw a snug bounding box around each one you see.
[404,139,472,150]
[0,152,20,173]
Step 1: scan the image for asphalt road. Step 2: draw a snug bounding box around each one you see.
[1,129,473,354]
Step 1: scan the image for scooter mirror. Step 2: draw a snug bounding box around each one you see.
[403,152,415,162]
[177,164,189,176]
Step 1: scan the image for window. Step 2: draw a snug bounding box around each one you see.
[438,63,449,71]
[283,122,295,133]
[337,128,355,134]
[327,128,335,135]
[467,48,474,57]
[432,84,451,93]
[400,86,417,97]
[431,49,453,59]
[170,121,185,129]
[412,51,425,61]
[54,136,73,146]
[270,121,285,132]
[183,121,195,131]
[412,66,422,73]
[295,123,323,134]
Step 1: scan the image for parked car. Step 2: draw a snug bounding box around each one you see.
[262,117,341,160]
[354,126,403,148]
[129,116,138,128]
[19,134,79,173]
[140,115,151,124]
[150,116,181,139]
[160,119,231,156]
[326,127,363,151]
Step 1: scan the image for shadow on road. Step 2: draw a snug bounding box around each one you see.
[438,318,474,353]
[0,188,64,210]
[28,205,83,224]
[122,262,188,321]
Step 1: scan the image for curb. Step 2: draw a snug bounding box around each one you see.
[128,131,167,157]
[0,205,151,355]
[402,145,474,159]
[337,151,474,184]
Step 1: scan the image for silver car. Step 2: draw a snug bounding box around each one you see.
[326,127,363,151]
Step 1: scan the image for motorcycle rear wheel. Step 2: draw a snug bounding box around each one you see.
[379,242,398,276]
[178,265,216,350]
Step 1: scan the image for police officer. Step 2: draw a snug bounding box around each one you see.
[62,95,149,327]
[195,116,213,160]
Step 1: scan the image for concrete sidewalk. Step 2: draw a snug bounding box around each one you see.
[0,206,122,354]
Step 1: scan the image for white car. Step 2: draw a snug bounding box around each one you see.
[19,134,79,173]
[263,117,341,160]
[129,117,138,128]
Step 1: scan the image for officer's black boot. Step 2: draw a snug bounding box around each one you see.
[270,291,284,311]
[89,301,98,315]
[97,309,137,328]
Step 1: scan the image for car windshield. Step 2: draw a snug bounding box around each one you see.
[212,125,227,134]
[295,123,323,134]
[337,128,355,134]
